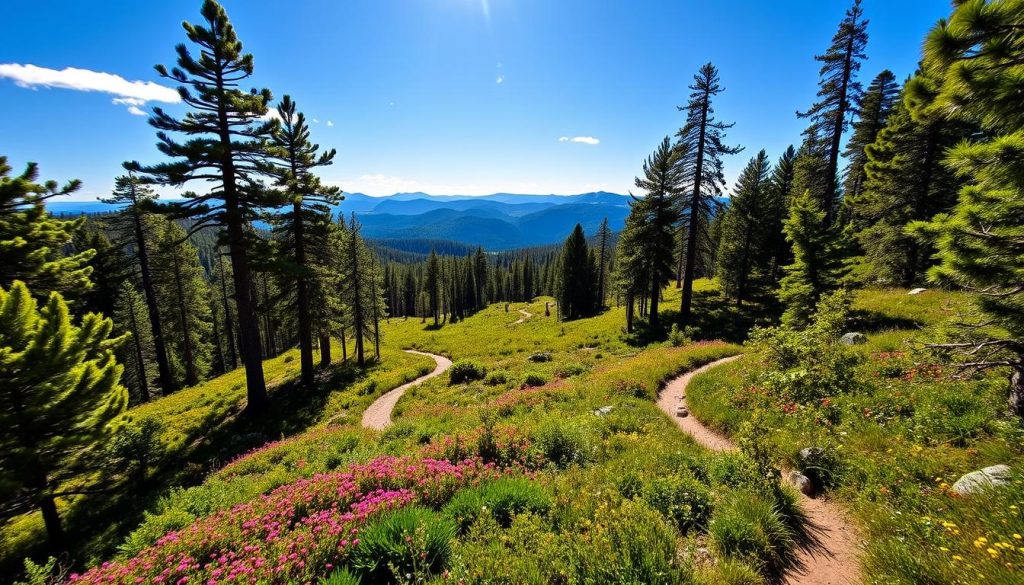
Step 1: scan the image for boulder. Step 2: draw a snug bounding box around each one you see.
[798,447,824,463]
[840,332,867,345]
[593,405,614,417]
[676,406,690,418]
[908,288,928,295]
[788,470,815,496]
[952,464,1012,495]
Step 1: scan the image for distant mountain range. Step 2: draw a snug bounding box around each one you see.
[47,191,635,250]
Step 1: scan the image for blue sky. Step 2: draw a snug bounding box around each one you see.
[1,0,950,201]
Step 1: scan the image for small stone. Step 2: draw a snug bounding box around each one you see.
[908,288,928,295]
[676,406,689,418]
[952,464,1012,495]
[789,470,815,496]
[840,332,867,345]
[593,405,614,416]
[798,447,825,463]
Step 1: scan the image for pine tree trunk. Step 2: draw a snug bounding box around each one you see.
[340,326,348,361]
[128,299,150,403]
[649,270,661,328]
[172,250,199,386]
[681,98,710,323]
[218,259,238,370]
[1009,365,1024,419]
[291,194,315,387]
[319,333,332,366]
[32,468,64,552]
[625,290,635,333]
[824,33,857,224]
[133,207,175,394]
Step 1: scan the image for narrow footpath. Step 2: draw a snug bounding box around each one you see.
[361,350,453,430]
[658,356,862,585]
[512,308,533,324]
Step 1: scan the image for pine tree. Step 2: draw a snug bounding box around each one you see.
[622,137,682,329]
[151,219,213,387]
[75,225,133,317]
[140,0,278,411]
[796,0,869,221]
[595,217,611,309]
[907,0,1024,415]
[848,81,968,285]
[0,281,127,549]
[267,95,342,387]
[557,224,596,320]
[0,158,94,297]
[842,70,898,202]
[767,145,797,280]
[113,283,155,404]
[101,168,176,394]
[716,150,772,305]
[425,250,441,326]
[675,63,743,322]
[336,215,383,366]
[473,247,488,309]
[779,189,846,328]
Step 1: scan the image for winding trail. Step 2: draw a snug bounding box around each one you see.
[658,356,862,585]
[361,350,453,430]
[512,308,533,325]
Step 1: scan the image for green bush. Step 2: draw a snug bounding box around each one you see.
[521,372,548,388]
[349,506,455,582]
[318,568,360,585]
[709,492,795,576]
[642,474,713,533]
[667,324,698,347]
[449,360,487,384]
[444,477,551,534]
[534,419,590,468]
[697,559,765,585]
[570,499,687,584]
[484,370,510,385]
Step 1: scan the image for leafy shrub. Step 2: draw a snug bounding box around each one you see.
[534,418,590,468]
[349,506,456,583]
[668,324,699,347]
[554,363,588,378]
[707,453,762,489]
[749,290,862,404]
[570,499,686,584]
[444,478,551,534]
[521,372,548,388]
[528,352,552,363]
[103,417,165,483]
[697,559,765,585]
[484,370,510,385]
[709,492,795,576]
[642,474,713,533]
[449,360,486,384]
[614,379,652,399]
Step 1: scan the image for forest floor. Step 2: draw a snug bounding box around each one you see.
[659,356,862,585]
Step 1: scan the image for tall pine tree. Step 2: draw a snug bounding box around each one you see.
[779,189,846,328]
[842,69,899,202]
[716,150,773,305]
[557,224,597,320]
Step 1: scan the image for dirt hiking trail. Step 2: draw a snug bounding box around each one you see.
[361,350,452,430]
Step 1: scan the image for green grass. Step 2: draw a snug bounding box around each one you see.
[686,287,1024,584]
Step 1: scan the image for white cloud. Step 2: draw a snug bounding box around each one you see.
[496,75,504,84]
[0,63,179,115]
[326,120,334,127]
[559,136,600,145]
[126,105,146,116]
[312,118,320,124]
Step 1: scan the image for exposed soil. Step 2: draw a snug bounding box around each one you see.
[360,350,453,430]
[512,308,533,325]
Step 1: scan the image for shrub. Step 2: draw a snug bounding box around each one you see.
[528,352,552,363]
[570,499,686,584]
[697,559,766,585]
[349,506,456,583]
[484,370,510,385]
[668,324,698,347]
[554,363,588,378]
[444,477,551,534]
[614,379,652,399]
[709,492,795,577]
[449,360,486,384]
[534,419,590,468]
[521,372,548,388]
[642,474,713,533]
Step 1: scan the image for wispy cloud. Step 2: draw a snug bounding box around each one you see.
[326,120,334,127]
[0,63,179,115]
[496,75,504,84]
[559,136,600,145]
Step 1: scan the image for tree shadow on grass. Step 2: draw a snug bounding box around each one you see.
[847,309,922,333]
[2,358,377,579]
[624,288,783,347]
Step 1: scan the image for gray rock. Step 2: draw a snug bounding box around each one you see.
[798,447,824,463]
[952,464,1012,495]
[788,470,815,496]
[840,332,868,345]
[676,406,689,418]
[593,405,614,416]
[908,288,928,295]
